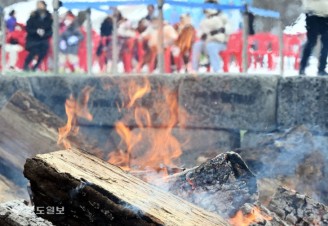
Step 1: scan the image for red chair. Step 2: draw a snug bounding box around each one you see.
[249,33,279,70]
[148,47,172,73]
[79,29,100,72]
[0,48,9,70]
[220,31,243,72]
[283,34,302,70]
[136,38,147,73]
[122,37,136,73]
[5,29,27,70]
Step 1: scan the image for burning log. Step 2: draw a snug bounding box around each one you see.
[229,203,288,226]
[168,152,258,218]
[24,148,229,226]
[268,187,328,225]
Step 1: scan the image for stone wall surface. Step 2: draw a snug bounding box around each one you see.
[27,75,181,127]
[0,77,32,108]
[278,76,328,131]
[0,75,327,132]
[178,75,278,131]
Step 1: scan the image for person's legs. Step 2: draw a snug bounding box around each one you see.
[300,15,320,74]
[191,41,204,72]
[68,54,80,72]
[32,43,49,71]
[59,53,67,72]
[24,49,38,71]
[318,18,328,74]
[206,41,226,73]
[5,45,22,69]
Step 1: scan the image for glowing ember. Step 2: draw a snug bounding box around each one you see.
[229,207,272,226]
[57,86,94,149]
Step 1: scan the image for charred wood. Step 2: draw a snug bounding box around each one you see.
[24,148,229,226]
[168,152,258,218]
[268,187,328,226]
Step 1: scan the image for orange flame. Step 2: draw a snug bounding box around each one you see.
[57,86,94,149]
[108,79,183,180]
[126,79,151,108]
[229,207,273,226]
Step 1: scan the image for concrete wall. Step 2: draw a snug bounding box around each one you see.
[1,75,327,132]
[1,74,326,166]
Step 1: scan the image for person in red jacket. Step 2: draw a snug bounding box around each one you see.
[5,24,27,70]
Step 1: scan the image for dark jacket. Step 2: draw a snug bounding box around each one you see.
[25,10,53,51]
[59,22,83,55]
[100,17,113,37]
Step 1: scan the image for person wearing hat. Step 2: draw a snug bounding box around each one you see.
[23,0,53,71]
[300,0,328,76]
[191,1,231,73]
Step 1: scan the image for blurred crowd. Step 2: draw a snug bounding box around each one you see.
[1,0,241,74]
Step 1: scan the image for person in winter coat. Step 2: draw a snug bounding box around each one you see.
[5,24,26,70]
[59,20,84,72]
[96,16,114,72]
[300,0,328,76]
[6,10,17,32]
[191,6,230,73]
[23,1,53,71]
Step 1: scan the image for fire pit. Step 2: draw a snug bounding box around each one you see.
[0,74,328,225]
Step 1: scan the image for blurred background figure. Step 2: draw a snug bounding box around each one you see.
[140,17,178,72]
[96,15,113,72]
[59,11,75,33]
[5,24,26,70]
[174,13,192,33]
[145,5,156,21]
[174,14,195,72]
[117,12,137,72]
[23,0,53,71]
[191,0,231,73]
[6,10,17,32]
[299,0,328,76]
[59,14,84,73]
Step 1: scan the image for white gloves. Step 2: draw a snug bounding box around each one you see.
[37,28,45,37]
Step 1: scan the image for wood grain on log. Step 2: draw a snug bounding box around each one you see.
[24,148,229,226]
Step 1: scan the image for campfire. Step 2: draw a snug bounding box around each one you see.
[0,76,328,226]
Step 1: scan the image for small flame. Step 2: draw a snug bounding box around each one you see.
[57,86,94,149]
[229,207,272,226]
[126,79,151,108]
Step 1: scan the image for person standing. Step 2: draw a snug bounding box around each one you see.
[59,19,84,72]
[6,10,17,32]
[96,16,113,72]
[300,0,328,76]
[191,0,230,73]
[23,1,53,71]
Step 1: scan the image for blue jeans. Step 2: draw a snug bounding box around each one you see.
[192,40,226,72]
